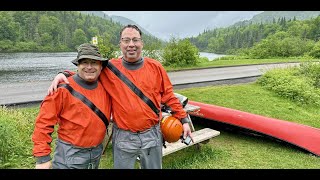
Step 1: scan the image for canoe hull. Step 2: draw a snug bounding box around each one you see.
[188,100,320,156]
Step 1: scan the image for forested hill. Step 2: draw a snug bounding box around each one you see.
[78,11,111,20]
[0,11,162,53]
[190,11,320,56]
[234,11,320,26]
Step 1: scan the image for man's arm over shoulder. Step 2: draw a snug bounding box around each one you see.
[47,71,75,95]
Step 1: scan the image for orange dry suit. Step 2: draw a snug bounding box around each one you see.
[32,75,112,158]
[99,57,187,132]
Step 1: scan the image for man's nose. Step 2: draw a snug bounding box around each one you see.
[87,62,93,68]
[128,39,135,46]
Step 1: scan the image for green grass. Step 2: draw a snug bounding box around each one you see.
[163,132,320,169]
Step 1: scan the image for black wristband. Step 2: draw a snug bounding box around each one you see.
[181,117,191,124]
[58,71,71,77]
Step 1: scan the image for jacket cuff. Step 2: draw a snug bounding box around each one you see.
[35,155,51,164]
[181,117,191,124]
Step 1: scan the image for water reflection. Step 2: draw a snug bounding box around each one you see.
[199,52,226,61]
[0,52,77,84]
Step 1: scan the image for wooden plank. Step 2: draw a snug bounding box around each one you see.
[162,128,220,156]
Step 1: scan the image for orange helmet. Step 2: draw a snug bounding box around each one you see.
[161,116,183,143]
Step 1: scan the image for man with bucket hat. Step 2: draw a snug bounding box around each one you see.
[32,43,112,169]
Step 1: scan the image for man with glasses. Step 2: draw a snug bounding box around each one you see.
[32,43,112,169]
[48,25,193,169]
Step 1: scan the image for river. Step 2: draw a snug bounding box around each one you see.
[199,52,226,61]
[0,52,224,84]
[0,52,77,84]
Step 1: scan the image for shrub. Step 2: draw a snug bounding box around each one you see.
[0,40,14,52]
[308,41,320,58]
[162,38,200,67]
[299,62,320,88]
[257,65,320,106]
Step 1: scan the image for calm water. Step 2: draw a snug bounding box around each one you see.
[199,52,226,61]
[0,52,77,84]
[0,52,223,84]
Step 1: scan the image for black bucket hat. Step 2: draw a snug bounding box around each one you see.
[72,43,107,66]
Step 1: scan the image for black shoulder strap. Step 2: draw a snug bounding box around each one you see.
[57,84,109,128]
[106,61,160,117]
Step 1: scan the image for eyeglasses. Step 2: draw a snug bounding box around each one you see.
[120,37,142,45]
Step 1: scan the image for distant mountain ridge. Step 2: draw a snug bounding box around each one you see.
[80,11,153,37]
[108,15,153,36]
[233,11,320,26]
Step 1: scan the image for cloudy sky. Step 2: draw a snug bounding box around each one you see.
[104,11,262,41]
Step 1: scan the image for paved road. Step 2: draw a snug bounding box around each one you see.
[0,63,299,106]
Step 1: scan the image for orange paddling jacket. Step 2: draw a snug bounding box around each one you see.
[32,76,112,158]
[99,57,187,132]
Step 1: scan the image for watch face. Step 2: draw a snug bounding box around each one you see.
[183,136,192,145]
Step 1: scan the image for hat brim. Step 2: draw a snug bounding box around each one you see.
[72,55,108,66]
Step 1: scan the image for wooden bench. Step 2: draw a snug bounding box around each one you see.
[162,128,220,156]
[161,104,220,156]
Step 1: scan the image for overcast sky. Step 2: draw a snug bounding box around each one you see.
[104,11,262,41]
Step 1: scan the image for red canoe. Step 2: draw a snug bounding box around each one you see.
[188,100,320,156]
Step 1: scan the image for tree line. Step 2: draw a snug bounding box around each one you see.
[189,15,320,58]
[0,11,163,53]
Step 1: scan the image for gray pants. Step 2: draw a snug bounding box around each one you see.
[112,123,163,169]
[52,138,103,169]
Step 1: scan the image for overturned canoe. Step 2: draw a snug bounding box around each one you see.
[188,100,320,156]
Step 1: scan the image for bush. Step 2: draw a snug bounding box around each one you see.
[12,41,38,52]
[0,40,14,52]
[299,62,320,88]
[162,38,200,67]
[143,49,163,62]
[197,57,209,63]
[257,65,320,106]
[308,41,320,58]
